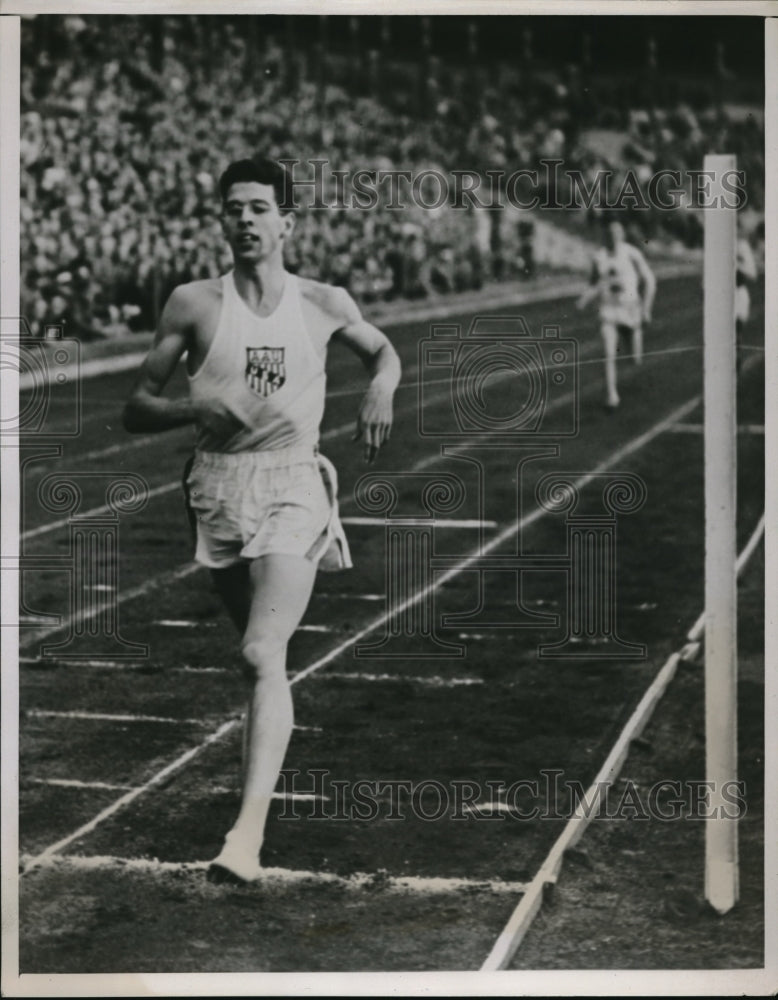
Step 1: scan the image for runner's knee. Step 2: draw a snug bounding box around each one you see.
[241,634,288,680]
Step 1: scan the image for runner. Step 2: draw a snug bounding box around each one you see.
[577,219,656,411]
[123,155,402,883]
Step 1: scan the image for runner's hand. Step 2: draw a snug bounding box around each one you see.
[193,398,245,439]
[354,385,393,464]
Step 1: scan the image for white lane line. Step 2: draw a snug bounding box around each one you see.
[462,802,521,815]
[321,593,385,601]
[25,709,320,736]
[174,666,227,674]
[208,789,330,802]
[20,657,211,671]
[25,709,211,726]
[20,853,529,895]
[27,778,135,792]
[22,426,195,473]
[684,511,766,650]
[667,422,765,435]
[20,390,708,872]
[480,510,768,971]
[317,672,484,687]
[22,480,181,541]
[20,265,698,395]
[21,717,239,874]
[154,619,216,628]
[21,375,448,540]
[17,279,592,392]
[341,517,497,528]
[21,296,699,540]
[290,392,703,688]
[19,562,201,652]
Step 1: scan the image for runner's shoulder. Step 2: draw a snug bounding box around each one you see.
[168,277,223,311]
[163,278,223,329]
[297,275,360,325]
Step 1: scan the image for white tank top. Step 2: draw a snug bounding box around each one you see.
[188,271,326,453]
[593,243,643,327]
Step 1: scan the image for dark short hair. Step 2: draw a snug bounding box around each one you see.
[218,157,292,212]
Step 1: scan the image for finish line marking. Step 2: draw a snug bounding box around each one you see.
[315,671,485,687]
[24,708,319,734]
[19,853,529,896]
[25,709,213,726]
[341,517,498,529]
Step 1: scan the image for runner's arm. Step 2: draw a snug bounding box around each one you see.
[577,260,600,311]
[331,291,401,463]
[122,287,197,433]
[630,246,657,322]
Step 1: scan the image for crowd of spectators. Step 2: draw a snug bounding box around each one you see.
[20,15,764,338]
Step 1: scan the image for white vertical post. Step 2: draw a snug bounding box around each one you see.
[703,153,739,914]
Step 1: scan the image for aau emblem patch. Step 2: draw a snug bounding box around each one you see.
[246,346,286,398]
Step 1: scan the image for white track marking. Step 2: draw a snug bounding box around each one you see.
[462,802,521,815]
[22,480,181,541]
[21,375,458,540]
[341,517,497,528]
[481,511,768,971]
[208,789,330,802]
[668,422,764,435]
[315,671,484,687]
[25,708,320,733]
[23,426,194,474]
[686,512,766,646]
[25,709,211,726]
[154,619,216,628]
[21,717,240,874]
[19,264,698,395]
[19,562,201,652]
[19,350,149,391]
[17,279,590,392]
[21,295,699,540]
[321,593,384,601]
[291,393,703,687]
[27,778,135,792]
[19,390,714,869]
[20,853,529,895]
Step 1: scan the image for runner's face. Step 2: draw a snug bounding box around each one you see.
[605,222,624,250]
[221,182,294,263]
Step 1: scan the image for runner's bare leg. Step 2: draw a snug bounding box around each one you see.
[601,321,620,408]
[211,564,252,634]
[632,324,643,366]
[209,554,317,882]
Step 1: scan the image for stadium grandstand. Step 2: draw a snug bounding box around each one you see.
[20,14,763,340]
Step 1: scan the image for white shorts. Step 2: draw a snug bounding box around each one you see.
[600,299,642,330]
[184,446,352,571]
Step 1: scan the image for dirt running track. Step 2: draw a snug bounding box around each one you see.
[11,274,766,977]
